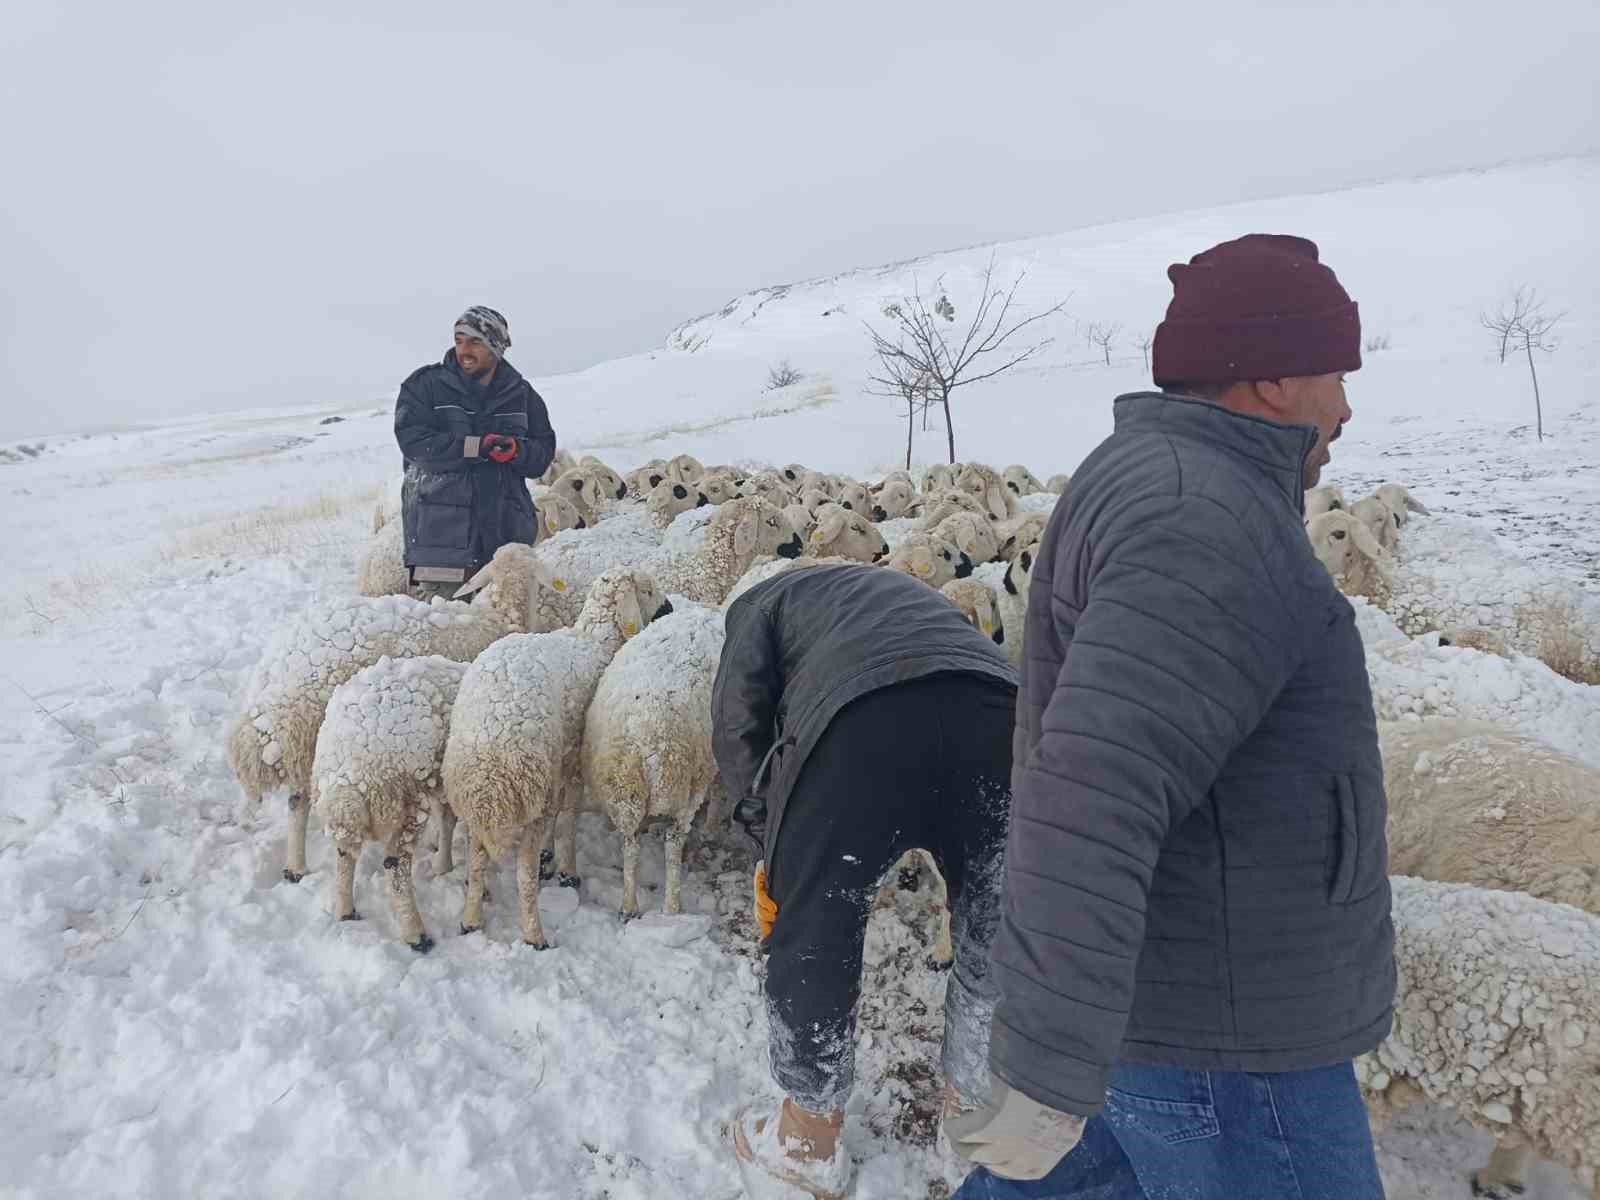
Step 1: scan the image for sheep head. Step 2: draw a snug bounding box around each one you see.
[665,453,705,483]
[553,467,607,518]
[807,504,888,563]
[955,463,1014,522]
[574,567,672,647]
[626,462,668,497]
[942,578,1004,646]
[536,492,586,542]
[933,512,1000,564]
[835,482,871,513]
[1375,483,1430,525]
[1045,473,1072,495]
[1306,510,1388,597]
[646,479,704,527]
[996,513,1048,561]
[721,497,804,566]
[1304,484,1346,519]
[885,532,971,589]
[1349,496,1400,552]
[1002,464,1045,496]
[579,457,627,501]
[454,541,563,634]
[870,478,917,521]
[696,473,743,506]
[1003,540,1040,599]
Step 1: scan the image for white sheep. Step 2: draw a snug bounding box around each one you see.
[1382,719,1600,914]
[954,462,1018,522]
[884,532,973,590]
[721,555,867,608]
[548,465,612,526]
[664,453,705,484]
[994,512,1048,563]
[741,471,796,506]
[920,463,957,494]
[536,497,802,621]
[804,504,889,563]
[1355,877,1600,1200]
[834,481,871,514]
[1310,511,1600,685]
[309,655,469,952]
[780,462,811,487]
[974,539,1039,669]
[918,488,990,530]
[625,460,668,497]
[1304,483,1346,518]
[1349,495,1400,553]
[442,568,669,947]
[695,472,744,506]
[1001,464,1046,497]
[225,542,551,883]
[578,456,627,501]
[933,511,1001,565]
[1044,473,1072,495]
[941,577,1006,650]
[1375,482,1430,526]
[581,605,725,918]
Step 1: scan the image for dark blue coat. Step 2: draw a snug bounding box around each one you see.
[394,351,556,574]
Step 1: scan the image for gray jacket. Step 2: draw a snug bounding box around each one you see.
[712,564,1017,862]
[990,392,1394,1117]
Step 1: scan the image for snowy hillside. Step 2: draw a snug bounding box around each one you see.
[2,158,1597,1199]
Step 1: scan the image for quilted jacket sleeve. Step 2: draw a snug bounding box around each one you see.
[514,384,557,480]
[989,497,1303,1116]
[710,596,781,813]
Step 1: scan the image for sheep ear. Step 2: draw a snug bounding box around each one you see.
[1351,520,1387,560]
[1406,496,1430,515]
[614,579,645,638]
[985,484,1007,520]
[812,509,844,545]
[734,508,761,559]
[454,560,496,599]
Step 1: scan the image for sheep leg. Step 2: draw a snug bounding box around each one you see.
[332,833,361,922]
[460,835,489,935]
[663,826,688,916]
[927,854,953,971]
[554,801,580,890]
[619,829,643,920]
[1471,1135,1531,1199]
[283,791,310,883]
[540,818,558,882]
[517,819,552,949]
[383,828,431,954]
[432,798,457,877]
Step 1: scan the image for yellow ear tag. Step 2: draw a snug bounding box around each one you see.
[553,578,568,591]
[981,619,994,635]
[545,516,558,534]
[810,529,826,542]
[623,622,639,637]
[915,560,932,577]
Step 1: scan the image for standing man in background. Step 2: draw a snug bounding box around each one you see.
[394,305,556,596]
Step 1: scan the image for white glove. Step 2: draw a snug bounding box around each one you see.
[943,1076,1087,1181]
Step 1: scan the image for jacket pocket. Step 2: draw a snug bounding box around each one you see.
[1104,1065,1219,1145]
[1328,773,1386,905]
[417,498,472,549]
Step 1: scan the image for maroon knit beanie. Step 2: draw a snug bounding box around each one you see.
[1151,234,1361,387]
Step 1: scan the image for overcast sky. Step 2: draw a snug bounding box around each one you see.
[2,1,1595,439]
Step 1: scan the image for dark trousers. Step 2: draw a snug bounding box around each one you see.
[764,673,1014,1112]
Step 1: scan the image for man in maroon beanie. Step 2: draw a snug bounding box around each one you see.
[949,235,1392,1199]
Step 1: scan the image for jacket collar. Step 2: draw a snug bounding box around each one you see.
[440,349,524,400]
[1112,391,1317,513]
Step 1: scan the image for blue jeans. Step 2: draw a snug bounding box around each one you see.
[953,1061,1384,1200]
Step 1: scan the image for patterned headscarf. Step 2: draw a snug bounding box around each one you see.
[453,306,511,357]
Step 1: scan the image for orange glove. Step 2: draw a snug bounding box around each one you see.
[481,433,519,464]
[753,862,778,939]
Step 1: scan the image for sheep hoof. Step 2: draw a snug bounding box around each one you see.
[898,866,922,892]
[926,956,953,973]
[409,934,435,954]
[282,869,304,884]
[459,923,481,936]
[1470,1176,1524,1199]
[539,850,555,881]
[339,910,361,922]
[557,873,582,890]
[523,938,550,951]
[620,908,641,924]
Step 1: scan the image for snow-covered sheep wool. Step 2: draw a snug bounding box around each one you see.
[650,497,805,606]
[357,495,581,600]
[804,504,887,563]
[741,471,796,506]
[443,568,670,947]
[1304,483,1346,519]
[580,605,725,918]
[1356,877,1600,1200]
[1381,719,1600,915]
[1365,634,1600,770]
[225,542,550,884]
[884,532,972,590]
[1001,464,1046,497]
[309,655,470,952]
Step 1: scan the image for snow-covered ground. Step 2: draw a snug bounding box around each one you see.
[2,157,1596,1198]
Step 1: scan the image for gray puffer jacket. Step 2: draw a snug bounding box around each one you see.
[712,563,1017,863]
[989,392,1394,1117]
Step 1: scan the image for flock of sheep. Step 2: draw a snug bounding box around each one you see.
[223,451,1600,1199]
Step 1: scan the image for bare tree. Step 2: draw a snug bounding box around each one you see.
[866,255,1067,463]
[1086,321,1121,366]
[1136,330,1154,374]
[766,359,803,390]
[1481,288,1563,441]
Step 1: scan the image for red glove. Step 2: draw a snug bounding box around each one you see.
[480,433,519,464]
